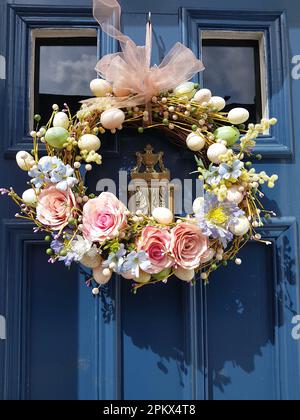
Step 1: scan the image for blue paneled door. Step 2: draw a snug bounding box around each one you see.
[1,0,300,400]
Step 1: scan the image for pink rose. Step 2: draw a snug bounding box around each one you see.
[170,222,208,270]
[137,226,174,274]
[82,192,127,243]
[36,185,76,231]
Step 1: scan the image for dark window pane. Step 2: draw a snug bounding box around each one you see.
[34,37,97,124]
[202,39,262,123]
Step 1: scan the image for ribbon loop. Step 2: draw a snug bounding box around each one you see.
[91,0,204,106]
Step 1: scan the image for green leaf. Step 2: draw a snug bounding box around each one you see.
[195,156,204,168]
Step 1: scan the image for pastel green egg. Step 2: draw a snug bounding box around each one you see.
[174,82,196,99]
[45,127,69,149]
[214,126,240,146]
[152,268,172,281]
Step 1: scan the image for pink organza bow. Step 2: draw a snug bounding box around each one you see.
[92,0,204,105]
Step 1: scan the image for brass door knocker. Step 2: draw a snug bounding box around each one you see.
[129,145,175,214]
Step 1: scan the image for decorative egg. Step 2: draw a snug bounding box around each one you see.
[230,216,250,237]
[134,270,151,284]
[174,267,195,282]
[209,96,226,111]
[214,126,240,146]
[226,186,244,204]
[121,271,135,280]
[113,84,131,97]
[90,79,112,97]
[100,108,126,131]
[78,134,101,152]
[16,151,35,171]
[193,197,204,214]
[152,268,172,281]
[22,189,37,206]
[80,252,102,269]
[174,82,196,99]
[152,207,173,225]
[201,248,216,263]
[53,112,70,129]
[186,132,206,152]
[193,88,212,104]
[207,143,228,164]
[227,108,250,125]
[93,265,112,285]
[45,127,69,149]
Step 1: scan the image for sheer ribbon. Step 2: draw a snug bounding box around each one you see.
[84,0,204,109]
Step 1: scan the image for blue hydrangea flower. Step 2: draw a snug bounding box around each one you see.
[103,244,127,274]
[122,251,151,278]
[218,160,244,181]
[39,156,61,173]
[195,192,245,247]
[51,238,63,254]
[50,236,77,267]
[50,161,78,191]
[28,157,78,191]
[28,166,50,189]
[59,251,77,267]
[204,165,221,186]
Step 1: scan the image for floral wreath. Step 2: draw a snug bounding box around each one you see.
[1,0,278,295]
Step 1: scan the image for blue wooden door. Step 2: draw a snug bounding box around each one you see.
[1,0,300,400]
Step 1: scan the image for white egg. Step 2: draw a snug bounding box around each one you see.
[93,265,112,285]
[207,143,228,164]
[227,108,250,125]
[78,134,101,152]
[186,132,206,152]
[100,108,126,131]
[230,216,250,237]
[193,197,204,214]
[174,82,196,99]
[90,79,112,97]
[209,96,226,111]
[134,270,151,284]
[80,252,102,269]
[22,189,37,206]
[16,151,35,171]
[53,112,70,129]
[174,267,195,282]
[193,88,212,104]
[201,249,216,263]
[226,186,244,204]
[152,207,173,225]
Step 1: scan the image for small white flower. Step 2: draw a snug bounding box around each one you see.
[71,236,93,261]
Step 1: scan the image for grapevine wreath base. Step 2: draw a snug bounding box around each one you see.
[1,0,278,295]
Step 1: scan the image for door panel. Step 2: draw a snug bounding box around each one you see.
[27,244,78,400]
[207,243,277,400]
[1,0,300,401]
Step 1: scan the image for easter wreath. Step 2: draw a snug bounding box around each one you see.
[1,0,278,295]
